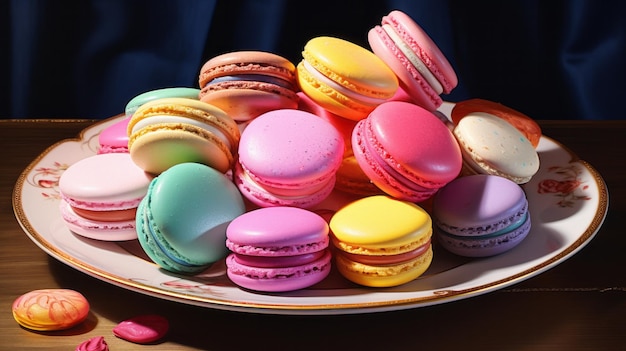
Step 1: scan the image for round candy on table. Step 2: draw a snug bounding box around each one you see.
[297,36,398,121]
[59,153,154,241]
[235,109,344,208]
[127,97,240,175]
[136,162,246,274]
[352,101,462,202]
[432,174,531,257]
[329,195,434,288]
[75,336,109,351]
[98,117,130,154]
[198,51,299,122]
[124,87,201,118]
[451,98,542,148]
[453,112,540,184]
[225,207,332,292]
[113,314,169,344]
[12,289,90,331]
[368,10,458,111]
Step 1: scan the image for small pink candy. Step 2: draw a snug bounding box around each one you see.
[113,314,169,344]
[75,336,109,351]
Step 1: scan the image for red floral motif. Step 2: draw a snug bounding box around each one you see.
[537,165,591,207]
[27,161,69,200]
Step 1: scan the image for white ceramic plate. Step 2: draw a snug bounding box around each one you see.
[13,106,608,315]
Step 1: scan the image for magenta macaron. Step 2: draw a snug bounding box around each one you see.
[432,174,532,257]
[235,109,344,208]
[368,10,458,111]
[58,153,153,241]
[225,207,332,292]
[352,101,462,202]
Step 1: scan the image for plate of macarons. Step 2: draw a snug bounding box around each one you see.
[13,10,608,314]
[12,101,608,315]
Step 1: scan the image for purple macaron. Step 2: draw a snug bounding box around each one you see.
[432,174,531,257]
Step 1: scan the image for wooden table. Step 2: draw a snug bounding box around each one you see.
[1,119,625,350]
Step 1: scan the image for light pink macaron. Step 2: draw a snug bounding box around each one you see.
[235,109,344,208]
[59,153,153,241]
[368,10,458,111]
[352,101,462,202]
[225,207,331,292]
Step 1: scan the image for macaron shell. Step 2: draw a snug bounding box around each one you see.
[125,87,201,117]
[226,207,329,256]
[137,163,245,273]
[334,244,433,287]
[453,113,539,184]
[199,51,297,87]
[329,195,432,254]
[59,153,153,210]
[200,88,298,122]
[225,250,331,292]
[451,98,542,148]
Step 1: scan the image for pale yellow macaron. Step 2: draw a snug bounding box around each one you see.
[329,195,433,287]
[127,98,240,174]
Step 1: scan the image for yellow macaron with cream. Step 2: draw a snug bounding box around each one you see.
[329,195,433,287]
[127,97,240,175]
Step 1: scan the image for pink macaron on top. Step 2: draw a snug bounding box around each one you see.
[59,153,153,210]
[226,207,329,257]
[360,101,462,188]
[238,109,344,189]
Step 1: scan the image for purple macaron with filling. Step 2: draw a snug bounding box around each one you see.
[225,206,331,292]
[432,174,531,257]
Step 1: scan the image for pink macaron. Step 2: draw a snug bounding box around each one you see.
[368,10,458,111]
[58,153,154,241]
[98,117,130,154]
[225,206,331,292]
[352,101,462,202]
[235,109,344,208]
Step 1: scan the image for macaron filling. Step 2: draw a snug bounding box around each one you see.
[205,74,296,91]
[231,251,326,268]
[380,24,443,94]
[71,207,137,222]
[301,61,388,107]
[339,239,431,266]
[226,236,330,257]
[225,250,331,280]
[437,212,529,240]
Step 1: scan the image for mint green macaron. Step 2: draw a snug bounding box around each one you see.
[125,87,201,117]
[136,162,245,274]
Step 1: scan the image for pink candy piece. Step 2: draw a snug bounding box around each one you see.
[113,314,169,344]
[75,336,109,351]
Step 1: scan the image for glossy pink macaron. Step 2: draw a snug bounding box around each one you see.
[225,207,331,292]
[352,101,462,202]
[98,117,130,154]
[58,153,154,241]
[235,109,344,208]
[368,10,457,111]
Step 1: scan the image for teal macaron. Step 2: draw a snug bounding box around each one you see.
[125,87,201,117]
[136,162,245,274]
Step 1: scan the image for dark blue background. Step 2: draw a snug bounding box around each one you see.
[3,0,625,120]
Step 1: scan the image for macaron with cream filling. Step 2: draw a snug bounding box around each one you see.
[432,174,531,257]
[297,36,398,121]
[59,153,153,241]
[225,207,331,292]
[330,195,433,287]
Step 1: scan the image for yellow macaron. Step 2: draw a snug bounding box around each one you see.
[297,36,398,121]
[127,98,240,174]
[329,195,433,287]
